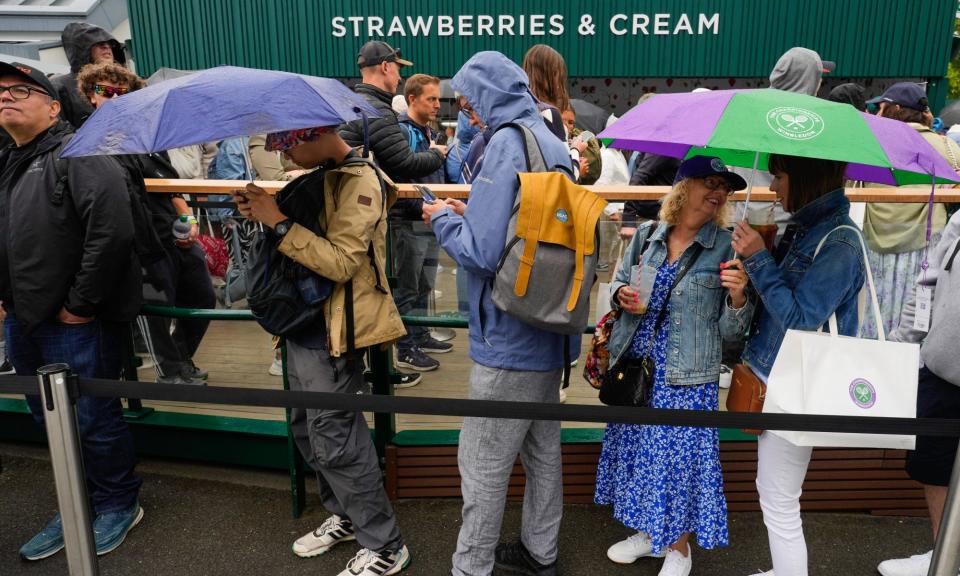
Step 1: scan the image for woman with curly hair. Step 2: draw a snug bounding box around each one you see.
[596,156,753,576]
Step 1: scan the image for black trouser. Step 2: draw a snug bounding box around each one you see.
[139,244,216,378]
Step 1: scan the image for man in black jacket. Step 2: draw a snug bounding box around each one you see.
[340,41,447,384]
[0,62,143,561]
[50,22,125,128]
[340,41,446,184]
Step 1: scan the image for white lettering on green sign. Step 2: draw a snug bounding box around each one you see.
[331,13,719,37]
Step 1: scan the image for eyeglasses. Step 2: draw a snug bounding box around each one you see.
[0,84,49,100]
[93,84,129,98]
[703,176,734,195]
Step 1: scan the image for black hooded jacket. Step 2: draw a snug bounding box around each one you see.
[50,22,126,128]
[0,121,141,333]
[338,83,444,182]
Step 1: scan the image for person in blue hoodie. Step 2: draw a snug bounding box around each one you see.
[445,106,482,184]
[422,51,574,576]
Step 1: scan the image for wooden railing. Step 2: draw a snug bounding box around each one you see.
[143,179,960,203]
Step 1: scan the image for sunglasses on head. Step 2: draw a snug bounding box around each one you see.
[93,84,129,98]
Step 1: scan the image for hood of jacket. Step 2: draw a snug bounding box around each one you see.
[61,22,125,73]
[769,47,822,96]
[450,51,542,132]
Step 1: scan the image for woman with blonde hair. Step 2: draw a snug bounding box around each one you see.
[596,156,753,576]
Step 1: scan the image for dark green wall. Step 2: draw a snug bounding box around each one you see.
[129,0,958,79]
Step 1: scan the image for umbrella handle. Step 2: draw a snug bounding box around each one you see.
[739,150,761,222]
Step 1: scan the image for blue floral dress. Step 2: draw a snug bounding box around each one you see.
[594,258,729,553]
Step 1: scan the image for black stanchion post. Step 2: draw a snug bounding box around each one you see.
[38,363,98,576]
[928,442,960,576]
[369,345,395,460]
[280,344,306,518]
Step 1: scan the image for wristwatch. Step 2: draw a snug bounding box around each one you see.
[274,218,294,237]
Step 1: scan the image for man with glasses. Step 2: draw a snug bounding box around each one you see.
[340,40,447,387]
[0,61,144,560]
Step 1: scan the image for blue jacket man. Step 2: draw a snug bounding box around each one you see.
[422,51,573,576]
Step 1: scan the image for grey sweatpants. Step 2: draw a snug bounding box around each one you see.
[452,364,564,576]
[286,341,403,553]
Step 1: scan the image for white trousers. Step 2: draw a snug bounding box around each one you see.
[756,431,813,576]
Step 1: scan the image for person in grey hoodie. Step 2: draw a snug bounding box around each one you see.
[51,22,125,128]
[878,211,960,576]
[422,51,574,576]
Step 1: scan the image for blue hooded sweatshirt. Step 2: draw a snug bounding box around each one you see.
[445,110,481,184]
[432,51,578,371]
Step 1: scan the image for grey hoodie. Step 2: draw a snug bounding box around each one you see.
[891,211,960,387]
[769,47,823,96]
[50,22,126,128]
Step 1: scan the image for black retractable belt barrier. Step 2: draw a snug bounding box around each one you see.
[3,375,958,438]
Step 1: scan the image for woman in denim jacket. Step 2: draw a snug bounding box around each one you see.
[730,154,866,576]
[595,156,754,576]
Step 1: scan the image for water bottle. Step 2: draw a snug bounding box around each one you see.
[172,214,193,241]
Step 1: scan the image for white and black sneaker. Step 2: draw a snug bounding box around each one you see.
[0,359,14,374]
[338,545,410,575]
[291,514,356,558]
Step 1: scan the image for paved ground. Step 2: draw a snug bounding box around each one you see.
[0,442,935,576]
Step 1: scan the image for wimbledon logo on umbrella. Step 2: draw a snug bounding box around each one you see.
[766,107,825,141]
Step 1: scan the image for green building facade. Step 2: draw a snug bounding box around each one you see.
[129,0,958,112]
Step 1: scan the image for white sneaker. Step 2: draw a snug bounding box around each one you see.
[878,550,932,576]
[291,515,356,558]
[269,357,283,376]
[606,532,666,564]
[658,548,692,576]
[338,545,410,575]
[719,364,732,389]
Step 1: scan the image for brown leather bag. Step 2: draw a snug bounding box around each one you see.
[725,364,767,436]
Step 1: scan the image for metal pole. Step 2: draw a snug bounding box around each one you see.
[38,363,98,576]
[929,441,960,576]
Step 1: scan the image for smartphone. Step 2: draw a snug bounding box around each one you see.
[414,184,437,204]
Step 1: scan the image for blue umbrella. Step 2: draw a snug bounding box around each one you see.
[61,66,380,157]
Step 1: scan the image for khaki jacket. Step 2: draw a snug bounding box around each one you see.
[278,156,406,357]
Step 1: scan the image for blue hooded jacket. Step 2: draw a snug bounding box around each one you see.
[431,51,578,371]
[445,111,481,184]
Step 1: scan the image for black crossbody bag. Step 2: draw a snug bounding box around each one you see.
[599,242,704,407]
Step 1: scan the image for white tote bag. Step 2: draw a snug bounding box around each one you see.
[763,225,919,449]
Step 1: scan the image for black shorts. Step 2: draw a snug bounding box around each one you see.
[905,368,960,486]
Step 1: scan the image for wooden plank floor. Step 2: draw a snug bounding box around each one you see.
[133,250,719,432]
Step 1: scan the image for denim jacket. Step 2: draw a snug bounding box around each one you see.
[608,220,754,386]
[741,188,866,379]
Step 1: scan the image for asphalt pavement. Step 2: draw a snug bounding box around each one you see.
[0,443,935,576]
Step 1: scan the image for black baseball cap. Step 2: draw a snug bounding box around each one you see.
[821,60,836,74]
[357,41,413,69]
[0,61,57,100]
[866,82,929,112]
[675,156,747,191]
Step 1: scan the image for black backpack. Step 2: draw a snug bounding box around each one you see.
[52,136,168,266]
[247,155,388,344]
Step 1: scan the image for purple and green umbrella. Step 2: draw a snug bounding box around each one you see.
[600,88,959,187]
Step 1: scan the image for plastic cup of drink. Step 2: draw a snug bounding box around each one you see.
[748,208,777,252]
[629,264,656,314]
